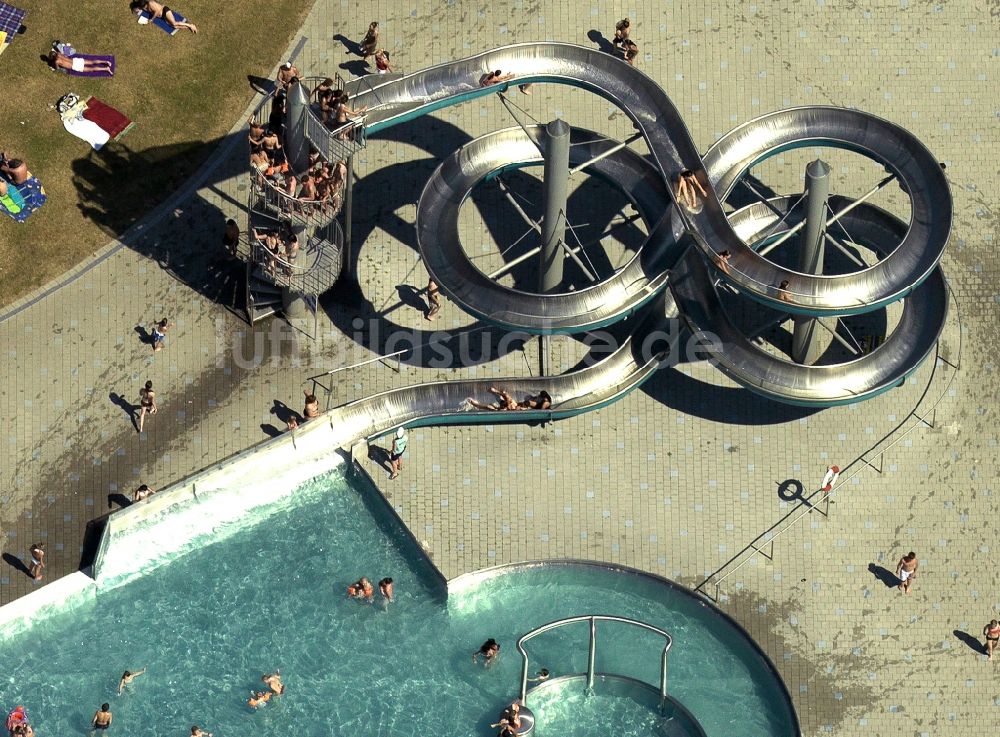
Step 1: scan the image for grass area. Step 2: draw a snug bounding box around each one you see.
[0,0,313,307]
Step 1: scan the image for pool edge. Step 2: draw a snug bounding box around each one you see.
[448,559,802,737]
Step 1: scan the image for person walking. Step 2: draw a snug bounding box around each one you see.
[895,551,918,594]
[151,318,173,352]
[28,542,45,580]
[389,427,408,480]
[983,619,1000,661]
[138,380,157,433]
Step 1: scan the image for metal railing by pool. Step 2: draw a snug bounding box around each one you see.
[517,614,673,706]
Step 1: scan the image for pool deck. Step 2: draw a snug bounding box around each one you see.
[2,1,998,735]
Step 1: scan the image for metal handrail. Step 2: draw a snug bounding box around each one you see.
[251,170,344,225]
[305,349,407,381]
[701,282,963,602]
[516,615,672,706]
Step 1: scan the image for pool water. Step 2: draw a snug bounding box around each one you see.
[0,469,795,737]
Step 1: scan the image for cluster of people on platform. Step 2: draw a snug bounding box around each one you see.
[251,224,300,276]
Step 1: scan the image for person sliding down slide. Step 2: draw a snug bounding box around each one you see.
[129,0,198,33]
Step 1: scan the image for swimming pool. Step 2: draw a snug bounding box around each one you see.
[0,468,796,737]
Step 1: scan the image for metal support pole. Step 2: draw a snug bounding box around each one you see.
[587,617,597,692]
[343,154,355,279]
[540,119,570,292]
[792,159,831,364]
[539,119,571,375]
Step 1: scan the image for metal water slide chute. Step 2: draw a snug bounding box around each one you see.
[303,41,950,434]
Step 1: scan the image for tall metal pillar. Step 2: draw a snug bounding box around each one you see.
[342,154,355,279]
[538,119,570,375]
[791,159,830,365]
[283,79,311,173]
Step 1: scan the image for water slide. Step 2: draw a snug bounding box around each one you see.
[300,42,951,431]
[347,42,951,322]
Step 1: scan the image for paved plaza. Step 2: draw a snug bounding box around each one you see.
[1,1,998,735]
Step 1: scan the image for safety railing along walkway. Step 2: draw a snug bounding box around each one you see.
[697,284,964,603]
[517,615,673,706]
[305,350,405,411]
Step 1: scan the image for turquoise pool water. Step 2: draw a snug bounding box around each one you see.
[0,469,795,737]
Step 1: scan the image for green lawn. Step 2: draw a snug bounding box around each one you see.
[0,0,313,306]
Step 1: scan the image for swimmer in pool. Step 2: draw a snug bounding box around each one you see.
[347,577,375,602]
[526,668,550,683]
[491,701,522,730]
[118,667,147,694]
[378,577,394,603]
[473,638,500,667]
[262,671,285,695]
[248,690,272,708]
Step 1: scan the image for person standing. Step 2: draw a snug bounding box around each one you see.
[378,577,394,603]
[895,551,918,594]
[303,390,320,420]
[374,49,392,74]
[983,619,1000,661]
[425,278,441,320]
[612,17,631,48]
[621,39,640,65]
[360,22,379,58]
[223,219,240,259]
[389,427,408,480]
[138,380,157,433]
[91,703,112,730]
[28,542,45,580]
[275,61,300,90]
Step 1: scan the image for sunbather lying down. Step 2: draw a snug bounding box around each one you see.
[466,388,552,411]
[46,50,114,75]
[130,0,198,33]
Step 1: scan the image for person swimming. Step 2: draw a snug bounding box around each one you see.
[473,638,500,666]
[262,671,285,695]
[247,690,272,708]
[347,577,375,602]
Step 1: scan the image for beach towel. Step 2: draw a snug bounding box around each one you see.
[65,53,116,77]
[137,8,187,35]
[83,97,134,140]
[57,92,109,150]
[0,2,25,56]
[0,3,25,37]
[63,114,110,150]
[1,180,25,213]
[0,175,43,223]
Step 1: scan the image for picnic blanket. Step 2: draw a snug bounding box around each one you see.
[0,2,26,56]
[83,97,134,140]
[137,8,187,35]
[1,174,46,223]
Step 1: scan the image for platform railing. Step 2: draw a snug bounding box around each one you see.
[250,172,344,226]
[516,615,672,706]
